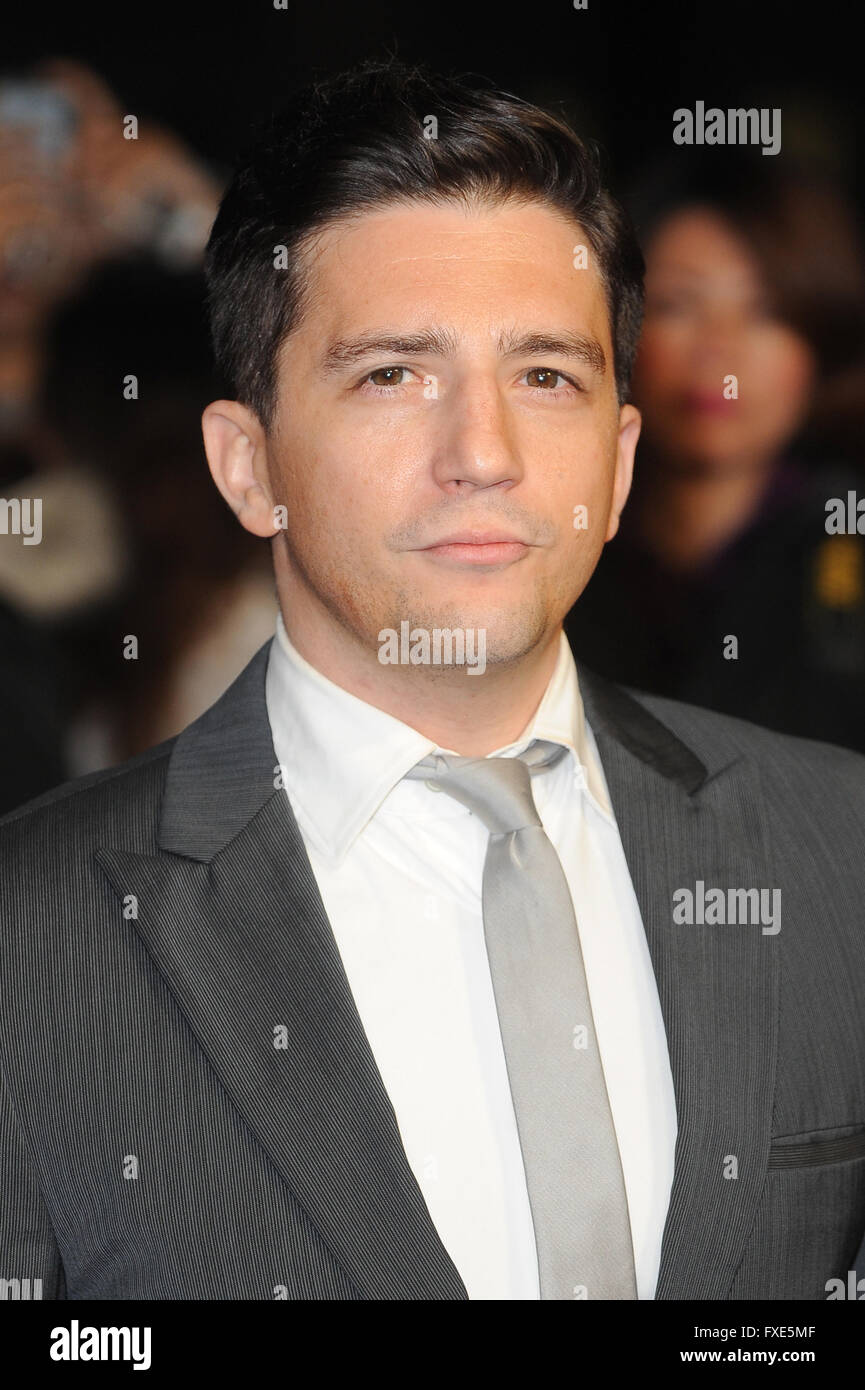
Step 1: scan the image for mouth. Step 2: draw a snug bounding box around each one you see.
[416,532,531,567]
[682,390,740,417]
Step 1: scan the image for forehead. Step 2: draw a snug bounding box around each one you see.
[646,205,761,282]
[294,197,612,346]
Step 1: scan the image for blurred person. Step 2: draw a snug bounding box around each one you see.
[565,153,865,749]
[38,58,220,270]
[35,258,276,770]
[0,60,225,799]
[0,596,64,814]
[0,439,65,811]
[0,72,112,810]
[0,57,219,452]
[0,72,94,431]
[1,61,864,1304]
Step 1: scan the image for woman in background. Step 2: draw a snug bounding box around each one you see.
[565,153,865,751]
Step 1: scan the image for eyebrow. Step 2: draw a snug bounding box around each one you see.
[319,326,607,377]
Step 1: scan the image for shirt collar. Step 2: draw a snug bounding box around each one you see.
[265,612,614,863]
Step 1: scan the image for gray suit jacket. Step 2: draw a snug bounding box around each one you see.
[2,641,865,1300]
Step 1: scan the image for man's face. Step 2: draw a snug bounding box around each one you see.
[265,197,638,670]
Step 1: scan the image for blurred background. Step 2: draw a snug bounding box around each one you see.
[2,0,864,812]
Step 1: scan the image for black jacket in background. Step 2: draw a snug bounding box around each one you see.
[565,461,865,753]
[0,600,65,814]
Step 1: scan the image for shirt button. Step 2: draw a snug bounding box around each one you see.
[425,780,442,792]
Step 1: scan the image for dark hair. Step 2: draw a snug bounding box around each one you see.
[204,58,645,429]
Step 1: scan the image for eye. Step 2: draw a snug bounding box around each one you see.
[646,290,698,316]
[360,365,415,394]
[522,367,582,396]
[746,296,776,323]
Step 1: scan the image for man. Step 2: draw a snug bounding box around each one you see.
[1,59,864,1302]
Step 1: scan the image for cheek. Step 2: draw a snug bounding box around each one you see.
[751,332,815,409]
[273,445,356,555]
[632,327,689,396]
[316,407,423,503]
[283,453,414,589]
[561,437,619,540]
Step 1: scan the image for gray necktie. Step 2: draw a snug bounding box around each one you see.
[405,740,637,1300]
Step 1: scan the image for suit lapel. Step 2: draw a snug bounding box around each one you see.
[580,667,780,1300]
[97,643,468,1300]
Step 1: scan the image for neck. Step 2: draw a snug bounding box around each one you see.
[272,548,560,757]
[636,452,777,572]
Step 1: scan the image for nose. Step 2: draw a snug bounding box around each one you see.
[430,375,525,494]
[690,303,750,370]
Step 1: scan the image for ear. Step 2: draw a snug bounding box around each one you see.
[605,403,640,542]
[201,399,280,538]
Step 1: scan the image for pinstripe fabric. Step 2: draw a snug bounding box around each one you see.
[1,641,865,1299]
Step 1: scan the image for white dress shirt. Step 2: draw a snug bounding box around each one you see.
[265,614,677,1299]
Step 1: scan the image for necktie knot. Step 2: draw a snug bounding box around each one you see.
[405,740,568,835]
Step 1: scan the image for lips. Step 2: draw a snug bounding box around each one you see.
[418,532,531,566]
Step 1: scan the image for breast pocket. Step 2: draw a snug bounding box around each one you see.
[728,1126,865,1298]
[768,1126,865,1170]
